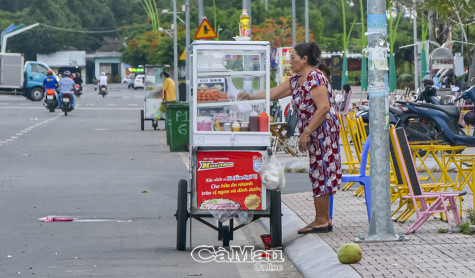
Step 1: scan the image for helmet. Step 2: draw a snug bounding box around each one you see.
[101,72,105,75]
[63,70,71,77]
[71,73,76,78]
[47,70,54,76]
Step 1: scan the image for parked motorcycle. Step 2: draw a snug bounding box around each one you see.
[43,89,58,112]
[74,84,82,97]
[99,85,107,97]
[396,85,475,147]
[60,92,74,116]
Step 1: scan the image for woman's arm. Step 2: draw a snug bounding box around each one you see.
[298,85,330,152]
[237,80,292,101]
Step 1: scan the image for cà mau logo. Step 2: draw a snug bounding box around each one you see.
[191,245,284,264]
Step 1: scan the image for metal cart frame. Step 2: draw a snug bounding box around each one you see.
[140,65,167,130]
[175,41,282,250]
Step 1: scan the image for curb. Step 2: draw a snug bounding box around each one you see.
[260,203,361,278]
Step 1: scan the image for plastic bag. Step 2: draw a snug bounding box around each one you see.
[260,154,285,190]
[209,209,239,222]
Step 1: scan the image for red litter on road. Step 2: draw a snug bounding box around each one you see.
[260,234,272,250]
[42,217,73,222]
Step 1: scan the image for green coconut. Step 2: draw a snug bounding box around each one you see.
[337,243,362,264]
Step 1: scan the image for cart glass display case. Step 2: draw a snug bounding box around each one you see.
[190,41,271,147]
[140,65,166,130]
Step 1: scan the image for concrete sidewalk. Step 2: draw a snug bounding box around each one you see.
[274,149,475,278]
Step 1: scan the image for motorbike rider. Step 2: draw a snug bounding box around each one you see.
[58,70,76,109]
[43,70,59,103]
[43,70,58,91]
[99,72,108,93]
[73,73,83,91]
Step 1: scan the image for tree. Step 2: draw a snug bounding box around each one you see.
[251,17,311,48]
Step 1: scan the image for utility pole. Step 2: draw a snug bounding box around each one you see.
[173,0,178,97]
[292,0,296,45]
[198,0,204,24]
[412,1,419,91]
[357,0,402,242]
[305,0,309,43]
[185,0,190,101]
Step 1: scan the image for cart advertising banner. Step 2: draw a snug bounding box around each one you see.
[196,151,263,211]
[279,48,293,83]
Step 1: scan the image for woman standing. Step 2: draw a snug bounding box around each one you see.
[238,41,341,234]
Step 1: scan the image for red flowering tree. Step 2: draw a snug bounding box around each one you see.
[251,17,313,49]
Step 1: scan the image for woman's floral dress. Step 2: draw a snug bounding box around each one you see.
[289,69,342,197]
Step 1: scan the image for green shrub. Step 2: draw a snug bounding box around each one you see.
[397,74,413,82]
[459,222,472,235]
[466,208,475,225]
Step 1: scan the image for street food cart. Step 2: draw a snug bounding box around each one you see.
[140,65,165,130]
[429,47,455,102]
[176,40,282,250]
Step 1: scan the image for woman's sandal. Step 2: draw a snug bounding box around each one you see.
[297,225,329,234]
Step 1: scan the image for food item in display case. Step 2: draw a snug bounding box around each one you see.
[231,121,240,132]
[249,110,259,131]
[214,120,222,131]
[240,122,249,131]
[244,194,261,210]
[258,111,269,132]
[198,84,209,91]
[197,116,213,131]
[223,123,232,131]
[209,85,222,92]
[199,198,241,210]
[217,91,229,101]
[197,91,218,102]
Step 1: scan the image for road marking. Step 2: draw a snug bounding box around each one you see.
[106,104,117,106]
[86,103,95,106]
[0,115,60,146]
[179,152,190,171]
[128,104,139,106]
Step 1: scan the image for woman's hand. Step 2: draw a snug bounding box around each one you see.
[299,132,310,152]
[237,92,250,100]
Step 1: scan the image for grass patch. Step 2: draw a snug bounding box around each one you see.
[459,222,473,235]
[437,228,449,234]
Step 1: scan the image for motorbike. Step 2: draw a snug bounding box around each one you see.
[99,85,108,97]
[74,84,82,97]
[60,92,74,116]
[43,88,58,112]
[395,85,475,147]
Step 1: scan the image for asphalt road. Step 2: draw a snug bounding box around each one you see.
[0,84,301,278]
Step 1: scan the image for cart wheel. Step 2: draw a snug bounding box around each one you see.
[176,179,188,251]
[140,110,145,131]
[221,225,231,247]
[152,121,158,130]
[270,190,282,248]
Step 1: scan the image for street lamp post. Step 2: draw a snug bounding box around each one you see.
[412,0,419,91]
[162,1,187,99]
[1,23,39,53]
[173,0,178,97]
[292,0,296,45]
[305,0,309,43]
